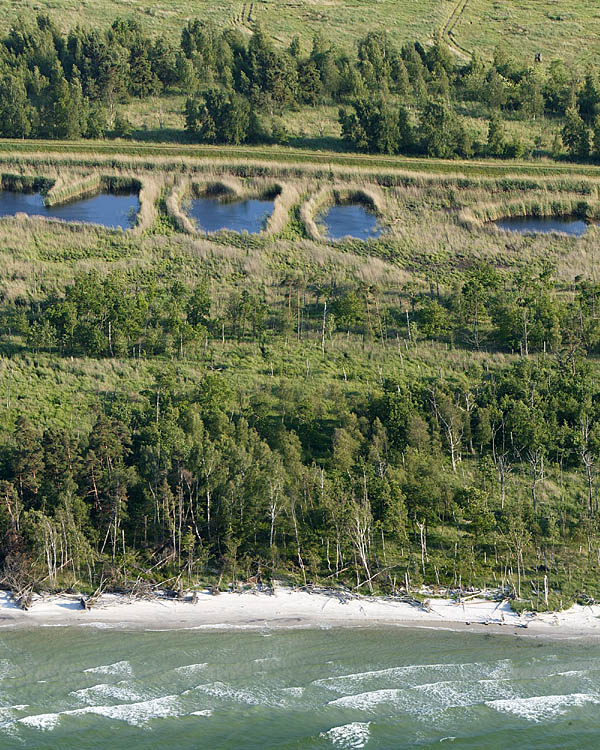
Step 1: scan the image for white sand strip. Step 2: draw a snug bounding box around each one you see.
[0,589,599,638]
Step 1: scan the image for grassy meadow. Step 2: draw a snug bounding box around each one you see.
[0,0,444,50]
[452,0,600,65]
[2,0,600,65]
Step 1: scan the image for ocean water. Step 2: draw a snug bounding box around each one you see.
[0,626,598,748]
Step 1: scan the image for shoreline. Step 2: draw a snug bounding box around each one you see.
[2,588,600,640]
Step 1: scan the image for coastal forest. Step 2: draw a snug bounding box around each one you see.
[1,2,600,613]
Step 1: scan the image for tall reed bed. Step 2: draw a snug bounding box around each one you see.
[459,194,600,229]
[5,138,600,180]
[134,175,160,233]
[265,181,302,235]
[44,173,102,206]
[166,178,195,234]
[0,172,53,194]
[3,150,600,197]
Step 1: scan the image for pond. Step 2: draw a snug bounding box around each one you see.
[0,191,140,229]
[494,215,590,237]
[320,203,382,240]
[187,198,274,234]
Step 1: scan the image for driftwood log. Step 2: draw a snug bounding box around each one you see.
[80,581,105,610]
[16,588,33,610]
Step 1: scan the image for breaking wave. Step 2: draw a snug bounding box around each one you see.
[315,660,511,693]
[84,661,133,677]
[71,681,145,704]
[321,722,371,748]
[18,713,61,731]
[486,693,600,722]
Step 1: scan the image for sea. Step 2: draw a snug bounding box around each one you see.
[0,625,598,749]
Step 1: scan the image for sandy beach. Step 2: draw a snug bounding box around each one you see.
[1,588,600,639]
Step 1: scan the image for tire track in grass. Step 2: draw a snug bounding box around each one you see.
[442,0,472,60]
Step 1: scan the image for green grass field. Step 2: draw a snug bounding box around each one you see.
[3,0,600,64]
[452,0,600,65]
[1,0,443,49]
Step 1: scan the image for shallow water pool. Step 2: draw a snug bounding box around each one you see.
[187,197,273,234]
[0,191,139,229]
[494,215,590,237]
[321,204,382,240]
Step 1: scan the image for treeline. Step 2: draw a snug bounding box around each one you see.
[0,16,171,138]
[2,347,600,599]
[181,26,600,157]
[6,265,600,360]
[4,14,600,160]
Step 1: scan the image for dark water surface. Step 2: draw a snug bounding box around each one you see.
[495,215,590,237]
[0,191,139,229]
[321,204,382,240]
[1,625,599,748]
[187,198,273,234]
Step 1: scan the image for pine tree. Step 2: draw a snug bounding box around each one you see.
[562,106,591,160]
[487,111,506,157]
[592,115,600,162]
[0,73,32,137]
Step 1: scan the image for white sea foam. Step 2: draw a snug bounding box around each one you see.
[178,623,269,630]
[486,693,600,722]
[315,660,511,693]
[84,660,133,677]
[320,722,371,748]
[174,663,208,676]
[71,681,144,704]
[14,696,183,731]
[18,712,61,731]
[282,686,304,697]
[0,704,27,731]
[0,659,15,680]
[190,709,212,717]
[68,695,181,726]
[413,677,515,708]
[193,681,286,707]
[329,688,401,711]
[329,678,515,715]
